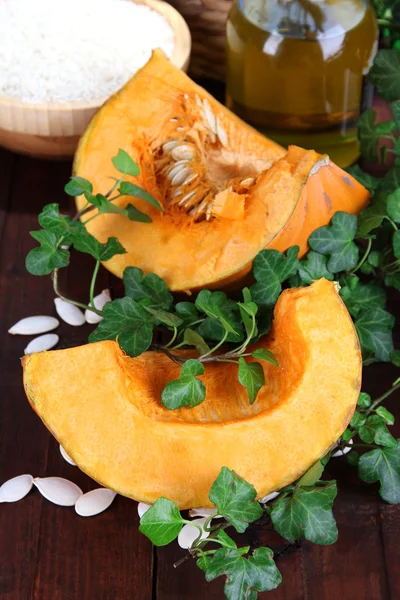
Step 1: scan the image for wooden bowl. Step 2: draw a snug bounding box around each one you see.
[0,0,191,160]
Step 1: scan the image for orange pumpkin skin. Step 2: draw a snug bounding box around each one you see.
[23,280,361,509]
[74,50,369,293]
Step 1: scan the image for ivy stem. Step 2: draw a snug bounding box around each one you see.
[164,327,178,349]
[350,237,372,274]
[368,380,400,413]
[89,260,101,310]
[386,216,399,232]
[342,443,378,449]
[200,356,238,364]
[200,330,229,359]
[52,269,102,315]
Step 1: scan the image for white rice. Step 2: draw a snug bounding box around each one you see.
[0,0,175,103]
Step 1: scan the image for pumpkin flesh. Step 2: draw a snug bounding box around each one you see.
[74,50,369,292]
[23,279,361,509]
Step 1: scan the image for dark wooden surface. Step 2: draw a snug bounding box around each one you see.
[0,148,399,600]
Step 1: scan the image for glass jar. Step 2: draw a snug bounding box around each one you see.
[226,0,378,167]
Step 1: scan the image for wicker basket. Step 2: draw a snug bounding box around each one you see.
[166,0,232,80]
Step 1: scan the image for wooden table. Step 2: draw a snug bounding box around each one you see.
[0,147,399,600]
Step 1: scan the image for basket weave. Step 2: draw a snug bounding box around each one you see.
[166,0,233,80]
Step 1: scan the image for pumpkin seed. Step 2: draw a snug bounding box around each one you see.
[0,474,33,503]
[216,117,228,147]
[178,517,209,549]
[137,502,152,518]
[171,145,194,161]
[188,507,219,518]
[171,188,183,199]
[202,99,217,133]
[181,173,199,187]
[259,491,280,504]
[24,333,59,355]
[163,140,179,153]
[171,167,191,186]
[85,289,111,324]
[241,177,255,187]
[33,476,82,506]
[8,315,59,335]
[178,191,197,206]
[54,298,85,326]
[331,438,353,457]
[75,488,116,517]
[168,163,188,181]
[59,444,77,466]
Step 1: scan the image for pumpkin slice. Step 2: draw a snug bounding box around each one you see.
[74,50,369,292]
[23,279,361,509]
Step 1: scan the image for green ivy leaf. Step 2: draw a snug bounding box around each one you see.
[347,165,380,192]
[369,49,400,102]
[359,415,388,443]
[250,246,299,306]
[143,306,183,328]
[111,149,140,177]
[347,451,360,466]
[250,348,278,367]
[358,441,400,504]
[340,277,386,318]
[385,273,400,291]
[270,481,338,545]
[238,358,265,405]
[391,101,400,129]
[295,251,334,285]
[357,109,379,162]
[209,467,263,533]
[308,212,359,272]
[350,410,367,429]
[195,290,240,337]
[72,228,126,261]
[175,302,201,328]
[358,392,372,408]
[390,350,400,366]
[64,176,93,197]
[297,460,324,487]
[139,497,184,545]
[376,407,395,426]
[26,230,70,275]
[355,308,395,362]
[182,329,210,356]
[119,181,162,211]
[161,359,206,410]
[205,547,282,599]
[123,267,173,310]
[196,317,243,344]
[357,192,388,235]
[393,230,400,259]
[387,189,400,223]
[380,166,400,192]
[89,297,153,357]
[38,204,75,241]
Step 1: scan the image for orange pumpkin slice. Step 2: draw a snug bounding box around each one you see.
[74,50,369,293]
[23,279,361,509]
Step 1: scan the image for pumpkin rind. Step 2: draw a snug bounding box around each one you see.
[74,50,369,293]
[23,280,361,509]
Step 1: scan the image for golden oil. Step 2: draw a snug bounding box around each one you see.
[226,0,378,167]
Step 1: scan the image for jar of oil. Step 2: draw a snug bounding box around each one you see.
[226,0,378,167]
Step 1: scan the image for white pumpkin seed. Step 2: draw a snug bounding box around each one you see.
[176,126,185,132]
[216,117,228,147]
[202,99,217,133]
[178,191,197,206]
[59,445,77,466]
[178,517,209,549]
[54,298,85,327]
[75,488,116,517]
[171,145,194,161]
[171,188,183,199]
[331,438,353,457]
[85,289,111,324]
[8,315,59,335]
[33,476,82,506]
[24,333,59,355]
[241,177,255,187]
[168,163,188,181]
[169,118,178,122]
[194,94,203,108]
[181,173,199,187]
[137,502,152,518]
[259,491,280,504]
[189,507,221,518]
[0,474,33,503]
[171,167,191,186]
[163,140,179,153]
